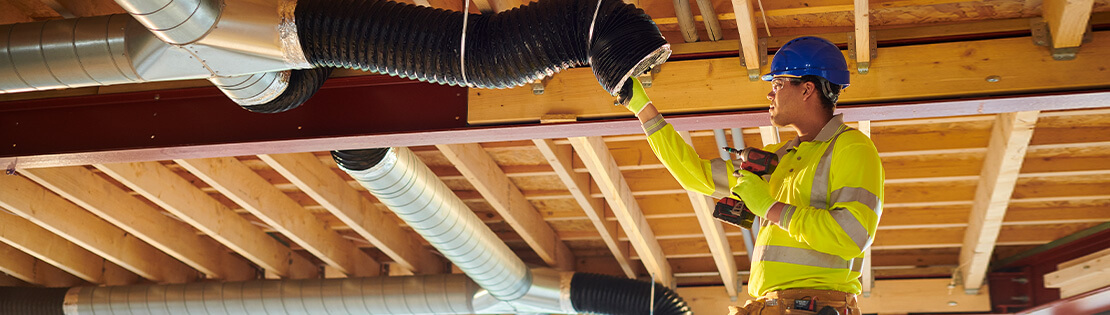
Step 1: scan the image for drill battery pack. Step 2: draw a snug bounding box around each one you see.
[713,196,756,229]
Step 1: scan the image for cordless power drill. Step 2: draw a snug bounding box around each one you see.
[712,147,779,229]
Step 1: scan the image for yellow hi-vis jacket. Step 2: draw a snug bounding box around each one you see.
[642,114,884,297]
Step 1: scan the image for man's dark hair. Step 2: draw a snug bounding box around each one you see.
[788,75,841,114]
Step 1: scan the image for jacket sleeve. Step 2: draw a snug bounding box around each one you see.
[776,132,885,260]
[642,115,737,199]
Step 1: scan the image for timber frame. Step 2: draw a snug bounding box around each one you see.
[1,0,1108,313]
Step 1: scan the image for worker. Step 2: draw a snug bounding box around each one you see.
[620,36,884,315]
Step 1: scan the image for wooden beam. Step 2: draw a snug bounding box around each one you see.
[857,120,874,296]
[436,143,574,270]
[569,136,674,287]
[655,0,1026,35]
[758,126,780,146]
[1045,248,1110,298]
[19,167,257,281]
[0,0,62,21]
[729,0,761,79]
[673,0,698,43]
[0,210,138,284]
[853,0,870,72]
[176,157,381,277]
[1043,0,1094,48]
[257,153,445,274]
[678,131,739,298]
[0,174,196,283]
[467,32,1110,125]
[957,112,1040,293]
[534,139,636,277]
[48,0,124,16]
[0,241,85,287]
[94,161,319,279]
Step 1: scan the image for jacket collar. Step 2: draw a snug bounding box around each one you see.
[774,114,845,158]
[813,114,846,142]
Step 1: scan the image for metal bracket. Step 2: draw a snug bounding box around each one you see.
[532,78,549,95]
[740,38,768,81]
[1030,17,1091,61]
[637,66,660,88]
[847,31,877,74]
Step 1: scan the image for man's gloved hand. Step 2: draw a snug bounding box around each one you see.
[617,76,651,115]
[732,170,778,217]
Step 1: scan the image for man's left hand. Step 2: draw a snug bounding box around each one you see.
[732,170,778,217]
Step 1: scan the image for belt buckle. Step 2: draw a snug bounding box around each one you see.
[765,298,778,306]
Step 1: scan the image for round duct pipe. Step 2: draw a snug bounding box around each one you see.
[294,0,670,95]
[0,270,690,315]
[333,147,533,302]
[210,67,334,113]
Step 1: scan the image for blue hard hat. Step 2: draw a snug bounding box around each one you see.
[761,36,850,88]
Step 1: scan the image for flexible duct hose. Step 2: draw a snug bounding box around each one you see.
[294,0,670,95]
[570,273,692,315]
[239,67,334,113]
[0,287,66,315]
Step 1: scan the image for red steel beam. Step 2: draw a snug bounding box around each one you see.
[1018,285,1110,315]
[1,79,1107,169]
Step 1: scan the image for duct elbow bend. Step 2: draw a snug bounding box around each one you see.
[211,67,333,113]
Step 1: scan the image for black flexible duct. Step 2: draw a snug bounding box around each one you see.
[295,0,669,95]
[239,67,334,114]
[570,273,692,315]
[0,287,66,315]
[331,148,391,171]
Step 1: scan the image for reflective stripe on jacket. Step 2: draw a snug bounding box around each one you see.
[643,114,884,297]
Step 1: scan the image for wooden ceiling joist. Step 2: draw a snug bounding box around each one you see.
[176,157,381,277]
[533,139,637,278]
[437,143,575,270]
[958,111,1040,293]
[258,153,446,275]
[858,120,874,297]
[468,32,1110,125]
[46,0,125,16]
[569,136,675,287]
[18,167,257,281]
[93,161,319,279]
[0,210,138,285]
[852,0,870,72]
[678,131,739,298]
[0,241,84,287]
[728,0,762,80]
[0,175,197,283]
[1042,0,1095,49]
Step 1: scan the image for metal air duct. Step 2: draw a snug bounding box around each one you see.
[1,0,670,112]
[332,147,533,302]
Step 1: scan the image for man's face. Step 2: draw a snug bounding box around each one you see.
[766,77,805,127]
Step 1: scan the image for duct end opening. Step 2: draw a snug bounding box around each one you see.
[331,148,392,171]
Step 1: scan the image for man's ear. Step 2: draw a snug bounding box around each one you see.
[802,82,816,100]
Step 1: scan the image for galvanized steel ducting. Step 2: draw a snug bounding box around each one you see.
[0,0,670,112]
[331,147,692,315]
[0,270,690,315]
[332,147,533,302]
[0,146,693,315]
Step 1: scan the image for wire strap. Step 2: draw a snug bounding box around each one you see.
[460,0,472,87]
[587,0,603,52]
[649,272,656,315]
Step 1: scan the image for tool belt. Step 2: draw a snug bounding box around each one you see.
[728,289,861,315]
